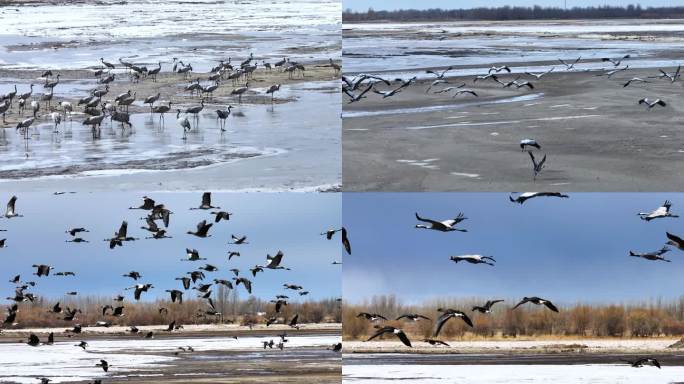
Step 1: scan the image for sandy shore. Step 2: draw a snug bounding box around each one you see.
[0,322,341,341]
[114,354,341,384]
[344,338,683,354]
[343,64,684,191]
[0,61,340,124]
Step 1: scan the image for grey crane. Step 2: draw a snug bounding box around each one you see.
[638,200,678,221]
[509,192,569,204]
[472,300,504,313]
[513,297,559,312]
[629,246,671,262]
[366,325,412,347]
[434,309,473,336]
[176,109,191,140]
[450,254,496,266]
[216,105,233,132]
[414,212,467,232]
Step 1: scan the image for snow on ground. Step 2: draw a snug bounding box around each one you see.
[343,364,684,383]
[0,334,341,383]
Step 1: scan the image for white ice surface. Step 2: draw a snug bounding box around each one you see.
[343,364,684,383]
[0,334,340,383]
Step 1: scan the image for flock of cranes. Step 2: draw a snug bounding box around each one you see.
[359,294,556,348]
[0,192,344,381]
[343,54,682,182]
[0,54,339,143]
[354,194,681,369]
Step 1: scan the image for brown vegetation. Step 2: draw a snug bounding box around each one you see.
[3,289,341,328]
[343,295,684,341]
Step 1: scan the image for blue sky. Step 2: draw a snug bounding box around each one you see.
[0,192,341,303]
[344,0,684,11]
[343,193,684,305]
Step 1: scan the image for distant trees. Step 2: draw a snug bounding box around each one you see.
[5,295,341,328]
[343,295,684,339]
[343,5,684,22]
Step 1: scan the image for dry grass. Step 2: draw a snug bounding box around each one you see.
[3,290,341,328]
[343,295,684,341]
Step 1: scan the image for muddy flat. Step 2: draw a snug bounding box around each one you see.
[343,338,684,354]
[342,20,684,191]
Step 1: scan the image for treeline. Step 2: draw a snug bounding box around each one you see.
[343,295,684,340]
[343,5,684,22]
[3,290,341,328]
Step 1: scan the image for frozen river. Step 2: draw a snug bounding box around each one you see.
[0,334,341,383]
[343,20,684,76]
[0,0,341,72]
[0,0,341,191]
[343,363,684,384]
[343,352,684,384]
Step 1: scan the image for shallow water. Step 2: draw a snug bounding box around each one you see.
[342,93,543,119]
[0,81,339,182]
[0,78,96,101]
[0,0,341,72]
[0,334,340,383]
[0,0,341,190]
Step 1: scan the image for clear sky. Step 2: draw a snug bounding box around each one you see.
[344,0,684,11]
[343,193,684,305]
[0,192,341,304]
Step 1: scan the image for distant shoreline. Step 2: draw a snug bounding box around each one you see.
[344,338,684,355]
[0,322,341,342]
[344,17,684,24]
[343,6,684,22]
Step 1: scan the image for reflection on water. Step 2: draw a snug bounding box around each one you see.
[0,81,339,180]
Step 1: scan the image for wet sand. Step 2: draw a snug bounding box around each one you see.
[0,63,340,118]
[343,338,683,354]
[343,339,684,383]
[343,66,684,191]
[110,327,341,384]
[111,349,340,384]
[0,322,341,341]
[344,352,684,366]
